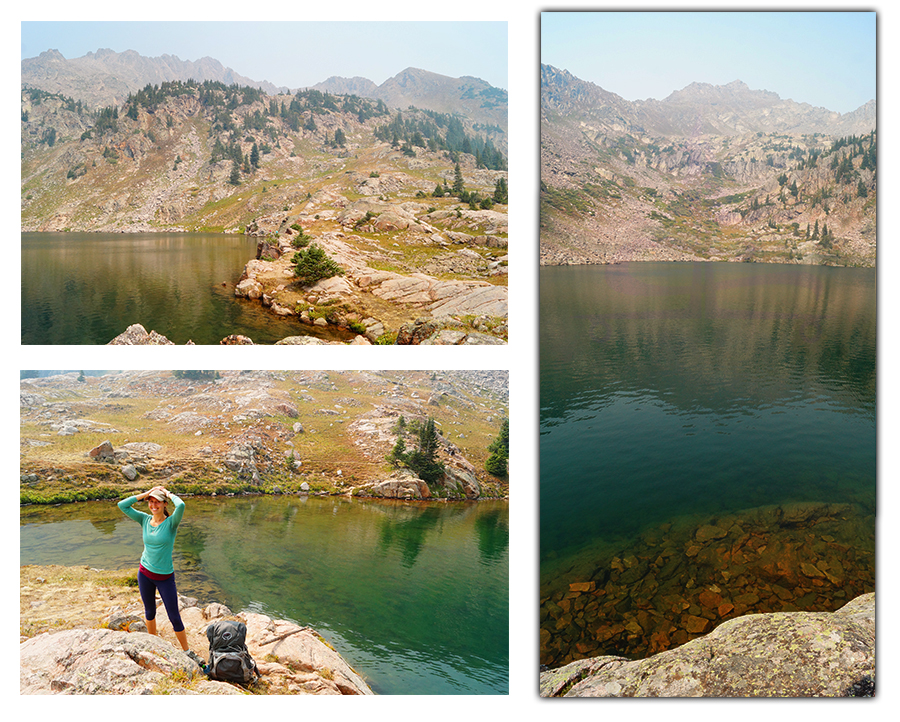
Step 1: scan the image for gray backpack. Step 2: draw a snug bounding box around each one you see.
[205,620,260,684]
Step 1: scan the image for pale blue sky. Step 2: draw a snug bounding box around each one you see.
[21,21,508,90]
[541,11,875,114]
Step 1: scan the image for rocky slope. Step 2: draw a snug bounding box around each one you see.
[540,592,874,697]
[20,370,509,504]
[20,565,371,695]
[314,67,508,138]
[541,64,876,267]
[21,60,508,342]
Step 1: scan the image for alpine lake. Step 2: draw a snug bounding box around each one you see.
[21,232,352,344]
[20,495,509,694]
[539,262,875,668]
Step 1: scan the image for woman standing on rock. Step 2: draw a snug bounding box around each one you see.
[117,486,190,652]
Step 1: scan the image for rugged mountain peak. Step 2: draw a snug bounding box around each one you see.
[21,47,286,107]
[663,79,781,107]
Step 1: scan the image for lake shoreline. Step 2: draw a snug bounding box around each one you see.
[20,480,510,507]
[20,564,374,695]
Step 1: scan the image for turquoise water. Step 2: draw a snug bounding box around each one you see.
[20,496,509,695]
[540,262,875,578]
[21,232,347,344]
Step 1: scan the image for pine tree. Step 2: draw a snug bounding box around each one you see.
[493,177,508,204]
[229,161,241,186]
[250,142,260,168]
[452,162,465,197]
[404,417,444,484]
[485,417,509,478]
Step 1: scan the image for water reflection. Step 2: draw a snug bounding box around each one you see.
[541,263,875,420]
[21,232,350,344]
[378,506,444,568]
[474,509,509,565]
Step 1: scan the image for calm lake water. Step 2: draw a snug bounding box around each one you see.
[20,496,509,695]
[540,263,875,663]
[21,232,343,344]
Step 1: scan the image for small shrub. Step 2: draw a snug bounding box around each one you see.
[292,245,345,286]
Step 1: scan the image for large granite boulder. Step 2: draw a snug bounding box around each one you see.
[540,593,875,697]
[20,628,235,695]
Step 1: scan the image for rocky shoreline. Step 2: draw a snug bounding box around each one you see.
[20,565,372,695]
[540,500,874,669]
[540,592,874,697]
[103,227,508,345]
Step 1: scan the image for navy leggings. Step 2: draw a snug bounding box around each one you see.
[137,568,185,633]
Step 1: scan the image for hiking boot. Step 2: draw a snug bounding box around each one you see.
[186,650,205,667]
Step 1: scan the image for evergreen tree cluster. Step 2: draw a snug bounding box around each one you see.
[485,417,509,478]
[172,370,220,380]
[386,416,446,485]
[374,108,506,170]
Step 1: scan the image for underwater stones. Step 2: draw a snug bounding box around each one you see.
[683,615,710,635]
[698,589,723,610]
[695,524,728,542]
[541,505,875,671]
[569,582,595,593]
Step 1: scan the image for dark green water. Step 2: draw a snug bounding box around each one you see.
[21,232,343,344]
[20,496,509,695]
[540,263,875,582]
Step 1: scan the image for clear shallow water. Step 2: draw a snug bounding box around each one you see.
[539,263,875,665]
[541,262,875,565]
[21,232,343,344]
[20,496,509,695]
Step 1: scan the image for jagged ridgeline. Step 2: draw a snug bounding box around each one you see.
[540,66,876,267]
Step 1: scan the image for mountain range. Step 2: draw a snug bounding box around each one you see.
[21,49,507,130]
[541,64,874,138]
[540,64,876,267]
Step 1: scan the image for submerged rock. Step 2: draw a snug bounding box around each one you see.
[541,593,874,697]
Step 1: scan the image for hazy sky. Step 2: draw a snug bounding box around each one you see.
[541,11,876,114]
[21,21,508,90]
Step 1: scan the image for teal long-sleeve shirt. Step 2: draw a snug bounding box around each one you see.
[117,494,185,575]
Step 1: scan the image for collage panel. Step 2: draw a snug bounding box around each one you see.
[539,10,875,698]
[21,21,508,347]
[20,368,510,695]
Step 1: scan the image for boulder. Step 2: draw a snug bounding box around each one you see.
[442,466,480,499]
[108,324,175,345]
[369,469,431,499]
[88,440,115,461]
[19,628,221,695]
[541,593,875,697]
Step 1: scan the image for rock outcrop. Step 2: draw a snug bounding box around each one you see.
[540,593,874,697]
[21,595,373,695]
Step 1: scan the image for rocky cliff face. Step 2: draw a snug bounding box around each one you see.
[541,64,876,267]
